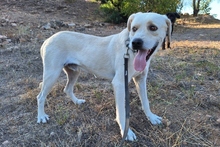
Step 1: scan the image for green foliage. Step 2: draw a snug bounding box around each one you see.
[200,0,212,14]
[100,0,127,23]
[176,1,184,13]
[100,3,126,23]
[99,0,181,23]
[192,0,212,16]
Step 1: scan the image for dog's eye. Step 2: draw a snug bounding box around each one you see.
[132,27,138,32]
[149,25,158,31]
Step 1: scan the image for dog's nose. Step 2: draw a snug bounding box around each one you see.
[132,38,143,49]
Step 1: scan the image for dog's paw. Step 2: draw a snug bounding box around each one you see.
[125,129,137,141]
[75,99,86,105]
[38,82,43,89]
[148,113,162,125]
[121,128,136,141]
[37,114,49,123]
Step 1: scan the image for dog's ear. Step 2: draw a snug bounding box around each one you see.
[165,16,172,48]
[175,13,180,18]
[127,13,135,31]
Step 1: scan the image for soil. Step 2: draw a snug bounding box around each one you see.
[0,0,220,146]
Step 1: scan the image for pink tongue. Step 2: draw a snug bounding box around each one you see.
[134,50,148,71]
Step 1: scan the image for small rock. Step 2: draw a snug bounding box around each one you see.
[50,132,55,136]
[2,140,10,145]
[11,23,17,27]
[217,118,220,124]
[205,114,212,119]
[103,23,112,26]
[1,18,7,23]
[84,23,92,28]
[5,46,19,52]
[42,23,51,30]
[162,119,171,127]
[1,22,7,26]
[99,23,105,26]
[68,23,76,27]
[6,39,11,42]
[209,76,214,80]
[166,121,171,127]
[0,41,8,47]
[13,46,19,50]
[162,129,168,133]
[54,20,64,28]
[182,140,187,145]
[45,8,54,13]
[19,37,27,43]
[1,19,8,26]
[0,35,7,39]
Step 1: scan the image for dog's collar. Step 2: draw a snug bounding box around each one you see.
[125,38,138,53]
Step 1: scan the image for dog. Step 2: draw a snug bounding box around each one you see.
[37,12,172,141]
[162,12,180,50]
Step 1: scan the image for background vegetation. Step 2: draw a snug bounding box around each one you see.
[98,0,213,23]
[193,0,212,16]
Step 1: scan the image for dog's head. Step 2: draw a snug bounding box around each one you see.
[127,12,172,71]
[166,12,180,24]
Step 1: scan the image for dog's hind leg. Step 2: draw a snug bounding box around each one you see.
[63,65,85,105]
[37,67,62,123]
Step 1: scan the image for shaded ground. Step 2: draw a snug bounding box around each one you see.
[0,0,220,146]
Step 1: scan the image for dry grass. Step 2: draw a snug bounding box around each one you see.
[1,0,220,146]
[1,42,220,147]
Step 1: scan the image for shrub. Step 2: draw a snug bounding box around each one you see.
[99,0,182,23]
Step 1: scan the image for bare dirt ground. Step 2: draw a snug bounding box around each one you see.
[0,0,220,146]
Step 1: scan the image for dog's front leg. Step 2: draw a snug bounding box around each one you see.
[112,74,137,141]
[133,70,162,125]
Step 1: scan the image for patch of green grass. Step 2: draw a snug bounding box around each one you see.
[17,25,30,36]
[180,85,196,99]
[195,60,220,75]
[55,106,70,125]
[175,71,187,82]
[93,90,102,99]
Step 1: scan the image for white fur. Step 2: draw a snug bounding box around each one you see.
[37,12,171,141]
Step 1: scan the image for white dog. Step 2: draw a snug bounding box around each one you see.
[37,12,171,141]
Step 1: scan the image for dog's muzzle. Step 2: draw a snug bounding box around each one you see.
[131,38,159,61]
[132,38,143,50]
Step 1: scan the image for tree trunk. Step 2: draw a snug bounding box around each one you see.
[193,0,201,17]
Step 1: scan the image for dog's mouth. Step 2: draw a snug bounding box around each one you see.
[133,42,158,71]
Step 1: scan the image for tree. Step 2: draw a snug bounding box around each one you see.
[99,0,181,23]
[193,0,200,16]
[192,0,212,16]
[200,0,212,14]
